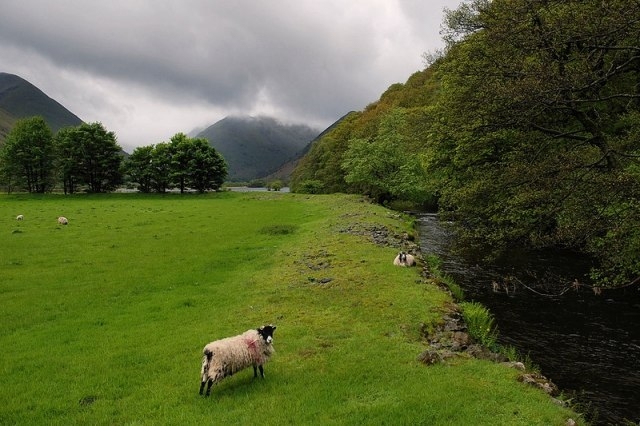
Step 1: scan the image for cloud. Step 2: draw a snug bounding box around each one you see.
[0,0,461,152]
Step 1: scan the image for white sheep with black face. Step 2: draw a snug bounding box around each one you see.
[199,324,277,397]
[57,216,68,225]
[16,215,24,221]
[393,251,416,267]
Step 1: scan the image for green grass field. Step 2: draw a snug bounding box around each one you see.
[0,192,582,425]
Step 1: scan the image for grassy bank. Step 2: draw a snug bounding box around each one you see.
[0,192,581,425]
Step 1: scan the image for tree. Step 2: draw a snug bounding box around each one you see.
[54,126,84,194]
[124,135,227,193]
[431,0,640,286]
[51,122,123,193]
[341,109,431,204]
[169,133,191,193]
[0,116,55,193]
[75,123,123,192]
[151,142,173,193]
[125,145,155,193]
[186,138,227,192]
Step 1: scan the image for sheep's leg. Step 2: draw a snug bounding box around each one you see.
[258,365,265,378]
[205,379,214,396]
[199,380,207,395]
[253,365,258,378]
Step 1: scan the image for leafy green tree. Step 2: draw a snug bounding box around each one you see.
[431,0,640,286]
[76,123,123,192]
[342,109,431,204]
[58,122,123,193]
[186,138,227,192]
[54,126,84,194]
[151,142,173,193]
[0,116,55,193]
[169,133,191,193]
[126,135,227,193]
[125,145,155,193]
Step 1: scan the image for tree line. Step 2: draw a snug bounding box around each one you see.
[291,0,640,288]
[0,117,227,194]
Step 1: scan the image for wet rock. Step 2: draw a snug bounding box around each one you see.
[518,372,559,396]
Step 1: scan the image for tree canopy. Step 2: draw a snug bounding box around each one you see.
[0,116,55,193]
[54,122,123,193]
[124,133,227,193]
[291,0,640,287]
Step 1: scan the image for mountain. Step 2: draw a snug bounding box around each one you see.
[196,115,320,182]
[265,111,356,182]
[0,72,83,143]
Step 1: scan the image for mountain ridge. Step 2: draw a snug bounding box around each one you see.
[196,115,320,182]
[0,72,83,137]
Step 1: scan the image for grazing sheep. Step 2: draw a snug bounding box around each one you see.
[16,215,24,221]
[57,216,68,225]
[393,251,416,267]
[199,324,276,397]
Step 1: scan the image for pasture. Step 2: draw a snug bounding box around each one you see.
[0,192,581,425]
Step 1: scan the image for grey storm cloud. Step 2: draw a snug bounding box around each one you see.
[0,0,461,151]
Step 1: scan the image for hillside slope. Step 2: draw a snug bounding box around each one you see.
[196,115,319,181]
[0,72,83,139]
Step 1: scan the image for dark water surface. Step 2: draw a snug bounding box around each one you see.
[417,214,640,425]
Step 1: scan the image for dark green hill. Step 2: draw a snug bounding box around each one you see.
[196,115,320,181]
[0,72,83,138]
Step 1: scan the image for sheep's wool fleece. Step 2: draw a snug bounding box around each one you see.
[203,329,275,377]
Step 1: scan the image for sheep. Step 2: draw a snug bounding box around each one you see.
[16,215,24,220]
[57,216,68,225]
[199,324,276,397]
[393,251,416,267]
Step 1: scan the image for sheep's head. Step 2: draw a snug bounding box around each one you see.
[257,324,276,344]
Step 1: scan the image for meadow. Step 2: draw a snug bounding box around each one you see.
[0,192,581,425]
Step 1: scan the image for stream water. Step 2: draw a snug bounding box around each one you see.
[416,213,640,425]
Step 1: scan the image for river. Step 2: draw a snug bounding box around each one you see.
[416,213,640,425]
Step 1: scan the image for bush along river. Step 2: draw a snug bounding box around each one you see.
[416,213,640,425]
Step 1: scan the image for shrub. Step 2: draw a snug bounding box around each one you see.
[460,301,499,350]
[296,179,324,194]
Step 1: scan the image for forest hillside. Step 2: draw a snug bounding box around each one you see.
[291,0,640,289]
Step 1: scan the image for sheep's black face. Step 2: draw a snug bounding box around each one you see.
[258,324,276,344]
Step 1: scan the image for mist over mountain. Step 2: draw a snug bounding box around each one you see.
[0,72,83,141]
[196,115,320,181]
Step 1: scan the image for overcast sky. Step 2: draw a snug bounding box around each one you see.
[0,0,461,152]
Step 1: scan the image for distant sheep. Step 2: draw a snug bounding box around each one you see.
[57,216,68,225]
[393,251,416,267]
[16,215,24,221]
[199,324,276,397]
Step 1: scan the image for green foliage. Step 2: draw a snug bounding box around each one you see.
[289,0,640,287]
[267,180,283,191]
[429,0,640,286]
[425,254,465,301]
[55,122,123,193]
[0,116,55,193]
[294,179,324,194]
[124,134,227,193]
[124,145,155,193]
[460,301,499,351]
[0,193,581,425]
[341,109,433,205]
